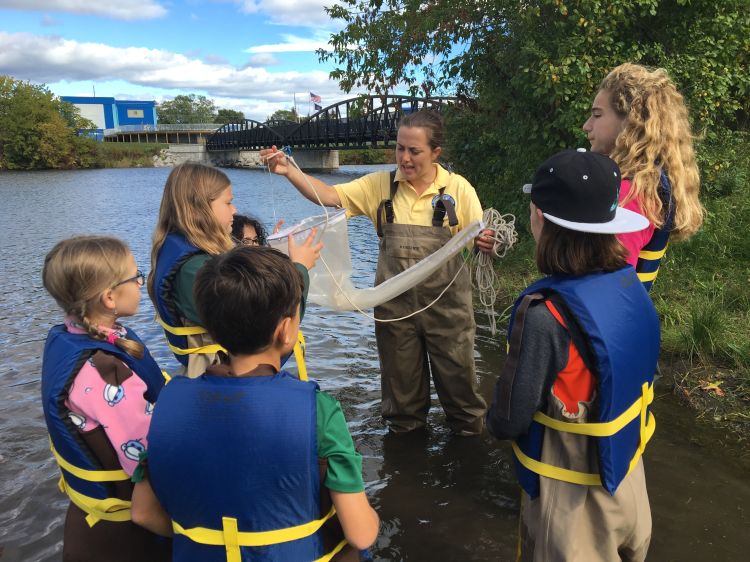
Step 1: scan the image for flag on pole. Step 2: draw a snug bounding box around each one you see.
[314,103,322,111]
[310,92,322,103]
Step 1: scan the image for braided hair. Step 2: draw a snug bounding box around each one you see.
[43,236,145,359]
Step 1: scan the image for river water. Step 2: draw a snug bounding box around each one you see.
[0,167,747,561]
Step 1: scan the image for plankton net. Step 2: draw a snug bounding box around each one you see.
[268,208,484,312]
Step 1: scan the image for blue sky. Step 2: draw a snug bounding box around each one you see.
[0,0,369,120]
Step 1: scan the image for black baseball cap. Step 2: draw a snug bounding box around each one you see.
[522,149,649,234]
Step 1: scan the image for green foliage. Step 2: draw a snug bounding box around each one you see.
[0,75,83,169]
[321,0,750,211]
[93,142,167,168]
[216,108,246,124]
[266,108,300,122]
[157,94,218,124]
[339,148,394,165]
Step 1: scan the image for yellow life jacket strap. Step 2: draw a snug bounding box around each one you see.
[172,505,337,560]
[532,382,654,437]
[156,315,209,336]
[166,340,226,356]
[638,245,668,261]
[49,439,133,526]
[58,475,132,527]
[637,270,659,283]
[294,331,307,381]
[514,382,656,487]
[50,439,129,482]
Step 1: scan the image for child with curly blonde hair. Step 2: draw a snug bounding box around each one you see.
[583,63,705,289]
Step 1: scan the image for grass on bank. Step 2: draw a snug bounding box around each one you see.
[86,142,167,168]
[486,136,750,440]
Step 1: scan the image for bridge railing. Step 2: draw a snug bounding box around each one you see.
[206,96,466,152]
[104,124,221,136]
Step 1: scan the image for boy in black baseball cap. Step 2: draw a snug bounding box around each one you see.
[488,149,658,561]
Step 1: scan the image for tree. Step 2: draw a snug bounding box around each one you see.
[215,108,246,124]
[0,75,85,169]
[156,94,217,124]
[267,108,299,122]
[320,0,750,210]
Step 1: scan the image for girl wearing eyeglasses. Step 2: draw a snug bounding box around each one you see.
[41,235,170,562]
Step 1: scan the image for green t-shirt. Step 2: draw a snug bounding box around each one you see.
[173,254,310,324]
[316,390,365,493]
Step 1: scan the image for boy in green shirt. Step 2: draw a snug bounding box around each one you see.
[132,245,378,560]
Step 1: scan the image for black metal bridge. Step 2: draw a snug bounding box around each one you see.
[206,95,463,152]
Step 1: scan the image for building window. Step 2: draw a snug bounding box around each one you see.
[127,109,144,118]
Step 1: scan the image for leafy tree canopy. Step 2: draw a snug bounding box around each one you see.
[216,108,246,124]
[320,0,750,209]
[156,94,218,124]
[0,75,93,169]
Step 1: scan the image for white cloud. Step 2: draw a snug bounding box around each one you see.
[236,0,342,27]
[246,34,330,54]
[0,0,167,20]
[0,32,348,113]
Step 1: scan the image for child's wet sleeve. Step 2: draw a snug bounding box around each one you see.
[315,391,365,493]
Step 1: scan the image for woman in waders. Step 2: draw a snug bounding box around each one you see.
[261,110,495,436]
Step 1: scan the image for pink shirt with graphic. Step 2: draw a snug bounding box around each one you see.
[617,179,654,267]
[63,320,154,475]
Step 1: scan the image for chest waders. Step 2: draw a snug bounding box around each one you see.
[373,172,486,434]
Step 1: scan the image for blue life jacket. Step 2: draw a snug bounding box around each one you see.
[508,267,659,497]
[147,372,348,561]
[41,324,165,525]
[152,234,305,377]
[152,233,215,366]
[635,171,675,291]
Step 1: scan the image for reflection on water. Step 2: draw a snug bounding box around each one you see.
[0,168,747,561]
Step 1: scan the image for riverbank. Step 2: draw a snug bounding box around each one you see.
[79,142,167,168]
[489,174,750,441]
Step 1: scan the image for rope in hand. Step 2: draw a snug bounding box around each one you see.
[470,208,518,336]
[262,149,514,324]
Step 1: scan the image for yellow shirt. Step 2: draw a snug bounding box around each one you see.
[333,164,483,236]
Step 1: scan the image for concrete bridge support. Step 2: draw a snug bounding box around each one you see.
[154,146,339,171]
[211,149,340,171]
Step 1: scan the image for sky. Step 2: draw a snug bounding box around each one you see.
[0,0,372,121]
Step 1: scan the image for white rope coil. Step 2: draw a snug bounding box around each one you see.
[470,208,518,336]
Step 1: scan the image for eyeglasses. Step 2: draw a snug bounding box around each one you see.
[114,270,146,288]
[240,236,260,246]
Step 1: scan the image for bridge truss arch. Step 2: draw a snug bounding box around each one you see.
[206,95,464,152]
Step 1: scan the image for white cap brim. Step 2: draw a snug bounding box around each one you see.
[543,207,650,234]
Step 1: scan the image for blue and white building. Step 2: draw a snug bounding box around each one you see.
[61,96,157,140]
